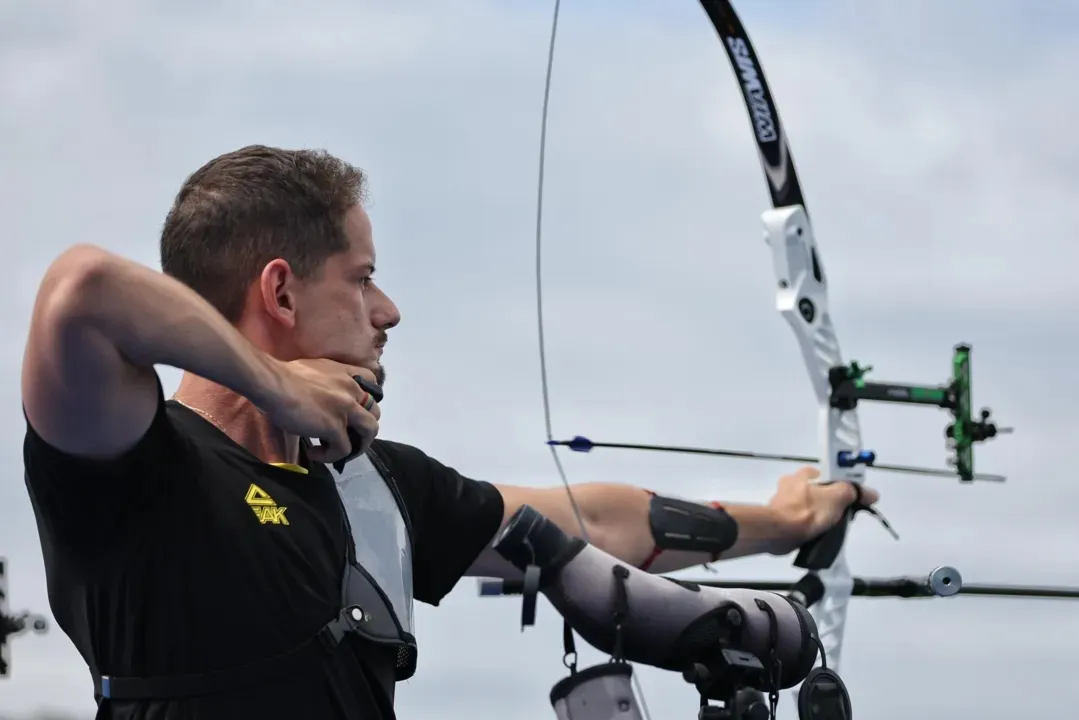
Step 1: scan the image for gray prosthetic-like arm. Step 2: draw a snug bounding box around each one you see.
[493,505,820,691]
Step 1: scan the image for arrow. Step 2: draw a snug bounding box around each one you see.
[550,436,1007,482]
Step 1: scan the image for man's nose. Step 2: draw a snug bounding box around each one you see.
[375,293,401,329]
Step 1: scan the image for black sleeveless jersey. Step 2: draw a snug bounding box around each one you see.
[22,381,503,719]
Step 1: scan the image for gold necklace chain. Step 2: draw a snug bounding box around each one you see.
[172,396,309,475]
[171,397,224,430]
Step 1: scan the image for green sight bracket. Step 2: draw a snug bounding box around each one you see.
[829,344,1012,482]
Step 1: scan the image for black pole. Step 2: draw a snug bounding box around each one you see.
[667,578,1079,601]
[479,572,1079,602]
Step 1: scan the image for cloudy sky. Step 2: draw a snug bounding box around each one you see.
[2,0,1078,718]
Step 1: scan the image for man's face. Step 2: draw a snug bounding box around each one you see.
[291,205,400,385]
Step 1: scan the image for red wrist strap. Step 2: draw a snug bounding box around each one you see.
[638,546,663,572]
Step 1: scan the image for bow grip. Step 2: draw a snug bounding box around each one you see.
[333,375,384,473]
[792,511,850,572]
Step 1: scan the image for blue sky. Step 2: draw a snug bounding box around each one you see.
[2,1,1078,719]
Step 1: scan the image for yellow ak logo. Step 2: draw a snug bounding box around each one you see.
[245,483,289,526]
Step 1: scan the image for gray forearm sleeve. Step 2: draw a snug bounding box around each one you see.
[494,505,819,691]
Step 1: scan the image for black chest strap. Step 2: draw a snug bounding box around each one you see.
[93,605,365,701]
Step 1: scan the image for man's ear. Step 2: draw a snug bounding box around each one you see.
[257,258,298,329]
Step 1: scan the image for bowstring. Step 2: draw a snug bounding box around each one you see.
[533,2,653,719]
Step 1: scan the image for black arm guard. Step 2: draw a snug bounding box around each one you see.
[648,494,739,558]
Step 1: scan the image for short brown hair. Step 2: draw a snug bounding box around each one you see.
[160,144,368,322]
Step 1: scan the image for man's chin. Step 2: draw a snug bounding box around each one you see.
[320,353,385,386]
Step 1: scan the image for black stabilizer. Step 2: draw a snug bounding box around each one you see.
[789,573,826,608]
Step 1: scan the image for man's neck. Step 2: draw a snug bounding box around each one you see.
[173,372,301,466]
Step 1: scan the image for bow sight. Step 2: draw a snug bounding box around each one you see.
[828,344,1012,483]
[548,344,1012,484]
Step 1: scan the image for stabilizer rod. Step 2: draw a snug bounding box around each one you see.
[479,566,965,604]
[665,576,1079,601]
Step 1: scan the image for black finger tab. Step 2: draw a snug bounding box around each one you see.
[332,377,383,473]
[353,376,384,403]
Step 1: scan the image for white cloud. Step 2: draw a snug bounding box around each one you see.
[1,1,1077,719]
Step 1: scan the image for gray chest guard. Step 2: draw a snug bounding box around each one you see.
[333,449,419,683]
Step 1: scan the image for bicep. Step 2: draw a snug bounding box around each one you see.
[494,484,596,534]
[22,250,159,459]
[461,486,570,581]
